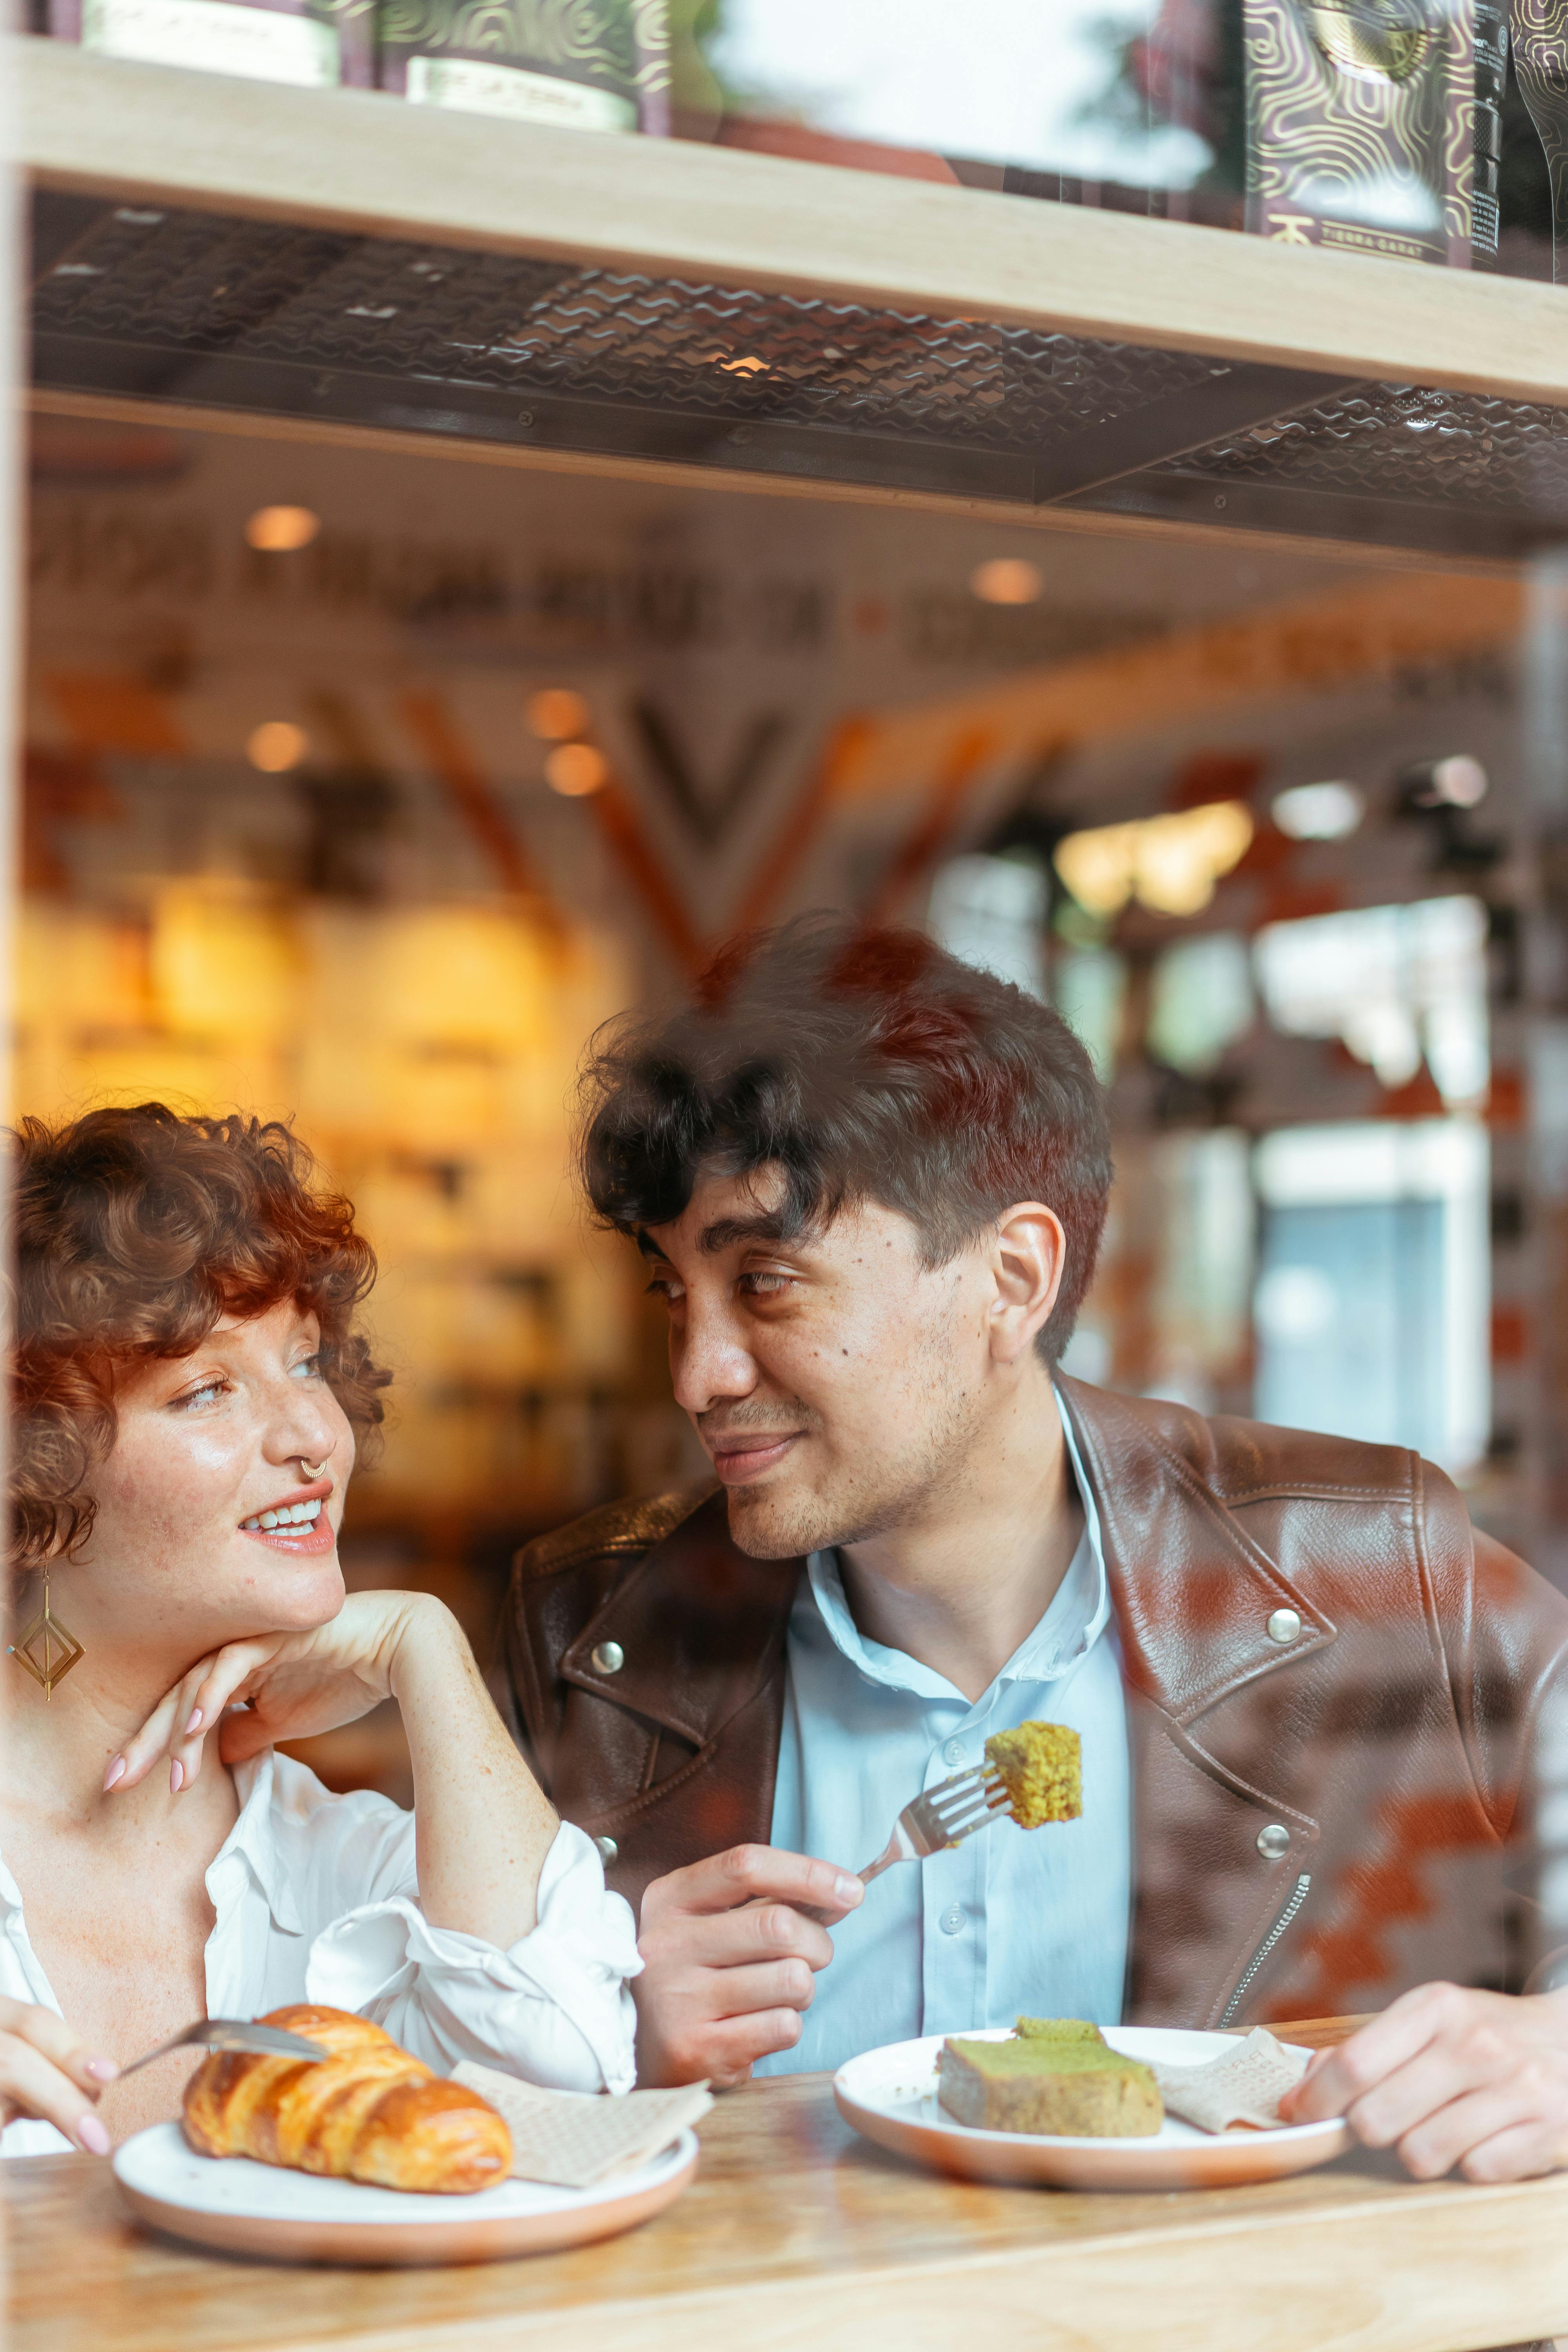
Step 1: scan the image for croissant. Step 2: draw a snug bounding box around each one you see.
[182,2005,513,2195]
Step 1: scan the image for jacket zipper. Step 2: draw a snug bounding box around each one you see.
[1220,1872,1312,2027]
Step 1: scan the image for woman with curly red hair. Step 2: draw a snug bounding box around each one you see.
[0,1104,637,2155]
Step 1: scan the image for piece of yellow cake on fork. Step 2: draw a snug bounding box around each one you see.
[985,1720,1082,1827]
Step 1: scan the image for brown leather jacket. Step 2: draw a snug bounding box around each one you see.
[501,1379,1568,2029]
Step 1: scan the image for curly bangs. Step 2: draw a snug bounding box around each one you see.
[9,1104,392,1573]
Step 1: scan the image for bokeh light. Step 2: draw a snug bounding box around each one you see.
[526,688,590,741]
[244,505,320,552]
[247,720,308,773]
[970,557,1044,606]
[545,742,608,797]
[1271,780,1365,841]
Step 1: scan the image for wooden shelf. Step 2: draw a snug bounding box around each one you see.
[20,39,1568,560]
[17,36,1568,406]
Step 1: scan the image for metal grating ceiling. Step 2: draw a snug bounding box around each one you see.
[29,191,1565,557]
[1155,385,1568,517]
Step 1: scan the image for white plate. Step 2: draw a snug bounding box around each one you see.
[834,2027,1350,2190]
[113,2120,700,2267]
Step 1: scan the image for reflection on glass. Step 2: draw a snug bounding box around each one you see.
[1254,1118,1490,1472]
[1053,944,1129,1081]
[701,0,1215,187]
[927,852,1048,996]
[1253,895,1490,1104]
[1145,931,1256,1073]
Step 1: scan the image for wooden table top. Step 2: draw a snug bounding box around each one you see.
[12,2020,1568,2352]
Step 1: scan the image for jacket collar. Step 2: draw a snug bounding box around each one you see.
[561,1486,800,1748]
[1055,1374,1337,1724]
[559,1381,1337,1755]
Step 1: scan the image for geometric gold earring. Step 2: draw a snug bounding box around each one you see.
[8,1564,85,1699]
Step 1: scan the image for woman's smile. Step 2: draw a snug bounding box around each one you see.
[238,1481,336,1553]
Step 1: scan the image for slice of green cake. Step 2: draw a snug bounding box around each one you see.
[938,2026,1162,2138]
[985,1721,1082,1828]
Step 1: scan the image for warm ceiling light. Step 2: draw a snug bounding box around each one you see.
[1055,801,1254,919]
[545,742,608,797]
[526,688,590,742]
[247,720,308,773]
[1271,780,1365,841]
[971,557,1044,606]
[1428,753,1489,809]
[244,505,320,552]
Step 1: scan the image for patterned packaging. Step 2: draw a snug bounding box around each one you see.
[36,0,376,87]
[1512,0,1568,277]
[376,0,670,134]
[1243,0,1479,264]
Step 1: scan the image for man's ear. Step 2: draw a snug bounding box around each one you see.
[986,1201,1067,1364]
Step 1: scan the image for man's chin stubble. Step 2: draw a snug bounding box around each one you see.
[723,1482,886,1561]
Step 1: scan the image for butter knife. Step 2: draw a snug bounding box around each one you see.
[117,2018,327,2078]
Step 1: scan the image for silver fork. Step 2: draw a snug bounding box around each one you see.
[857,1762,1016,1886]
[116,2018,327,2079]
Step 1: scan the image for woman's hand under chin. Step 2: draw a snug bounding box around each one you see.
[105,1592,453,1795]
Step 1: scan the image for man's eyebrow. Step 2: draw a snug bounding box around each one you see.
[634,1231,671,1263]
[699,1212,803,1255]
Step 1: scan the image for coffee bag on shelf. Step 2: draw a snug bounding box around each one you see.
[377,0,670,135]
[1243,0,1480,265]
[36,0,376,88]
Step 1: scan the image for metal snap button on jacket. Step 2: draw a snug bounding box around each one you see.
[590,1639,624,1675]
[1256,1822,1292,1860]
[1267,1608,1303,1645]
[595,1835,618,1864]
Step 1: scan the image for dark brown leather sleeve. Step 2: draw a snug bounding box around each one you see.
[1452,1520,1568,1841]
[498,1483,798,1914]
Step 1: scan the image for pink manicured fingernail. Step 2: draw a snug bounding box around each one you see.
[83,2057,119,2083]
[102,1756,126,1793]
[169,1758,183,1794]
[185,1708,203,1735]
[77,2113,110,2155]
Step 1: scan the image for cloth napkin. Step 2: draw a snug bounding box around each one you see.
[1146,2028,1312,2133]
[452,2062,713,2189]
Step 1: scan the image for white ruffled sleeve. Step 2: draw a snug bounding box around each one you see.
[303,1820,641,2094]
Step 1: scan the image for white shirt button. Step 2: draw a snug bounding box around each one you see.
[942,1739,967,1768]
[939,1905,965,1936]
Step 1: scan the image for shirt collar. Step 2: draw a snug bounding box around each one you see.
[207,1750,303,1935]
[804,1384,1110,1705]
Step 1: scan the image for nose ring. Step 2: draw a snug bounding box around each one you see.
[299,1457,329,1480]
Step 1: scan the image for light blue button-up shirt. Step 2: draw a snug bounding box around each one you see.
[755,1397,1130,2077]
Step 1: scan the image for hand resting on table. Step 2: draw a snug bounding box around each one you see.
[1280,1980,1568,2180]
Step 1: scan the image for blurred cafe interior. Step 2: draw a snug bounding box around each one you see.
[13,0,1568,1809]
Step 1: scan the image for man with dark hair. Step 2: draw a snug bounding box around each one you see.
[503,916,1568,2181]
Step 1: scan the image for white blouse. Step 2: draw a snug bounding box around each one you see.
[1,1749,641,2156]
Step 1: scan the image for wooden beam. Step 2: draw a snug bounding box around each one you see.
[838,572,1526,802]
[26,390,1524,584]
[16,39,1568,408]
